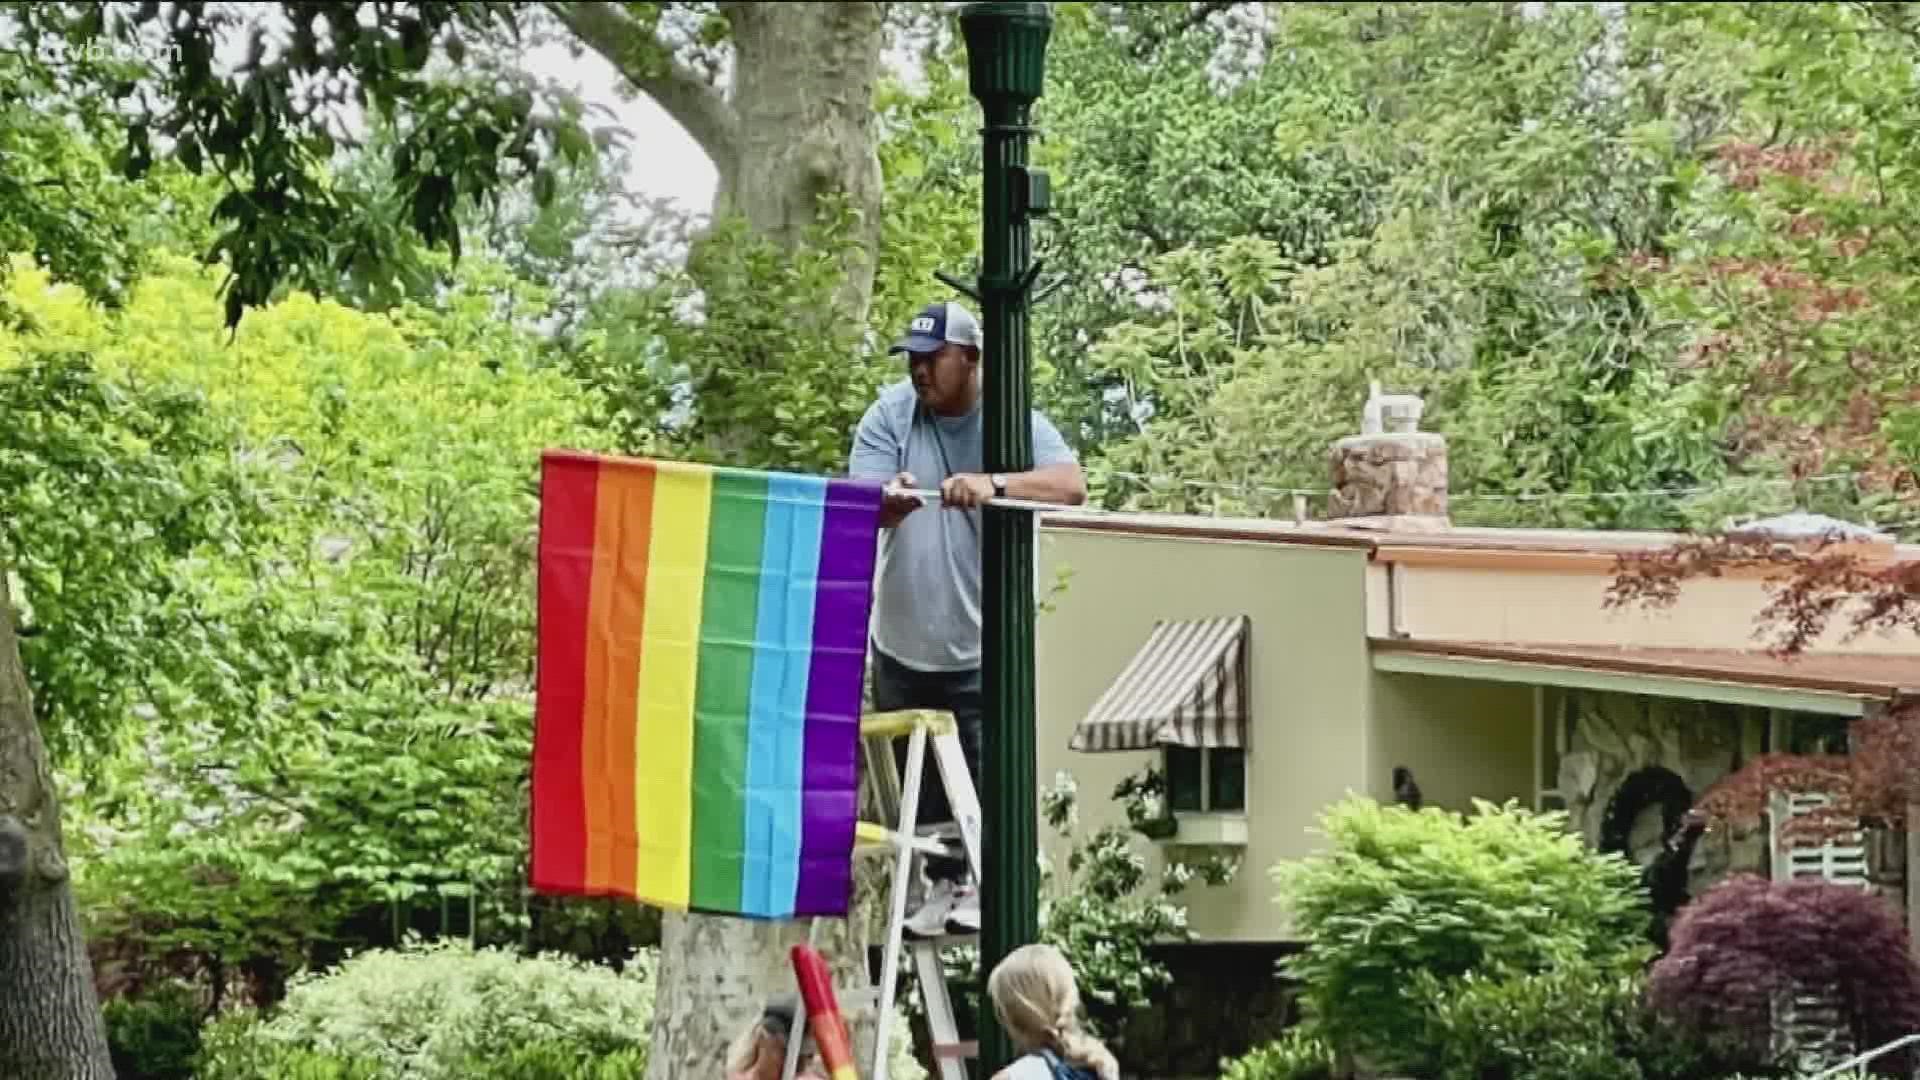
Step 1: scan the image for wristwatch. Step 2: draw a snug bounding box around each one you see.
[990,473,1007,497]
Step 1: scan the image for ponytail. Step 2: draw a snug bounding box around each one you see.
[1053,1020,1119,1080]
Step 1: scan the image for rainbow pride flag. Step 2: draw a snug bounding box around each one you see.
[529,450,882,919]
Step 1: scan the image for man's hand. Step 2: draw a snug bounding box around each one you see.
[880,470,923,528]
[941,473,996,509]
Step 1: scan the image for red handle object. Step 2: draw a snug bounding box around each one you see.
[790,945,859,1080]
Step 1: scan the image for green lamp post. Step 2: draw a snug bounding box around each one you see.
[949,2,1055,1074]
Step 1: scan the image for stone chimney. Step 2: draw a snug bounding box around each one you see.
[1328,381,1449,529]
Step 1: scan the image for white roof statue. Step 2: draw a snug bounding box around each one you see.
[1361,379,1425,437]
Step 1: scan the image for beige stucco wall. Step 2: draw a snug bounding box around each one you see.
[1377,562,1920,656]
[1034,526,1374,943]
[1365,671,1535,813]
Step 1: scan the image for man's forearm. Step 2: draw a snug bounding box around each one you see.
[1005,464,1087,506]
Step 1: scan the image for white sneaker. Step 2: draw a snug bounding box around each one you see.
[904,879,956,938]
[945,886,980,935]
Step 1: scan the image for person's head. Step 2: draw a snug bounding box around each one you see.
[889,300,983,416]
[986,944,1119,1080]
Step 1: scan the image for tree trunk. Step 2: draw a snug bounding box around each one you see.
[645,670,895,1080]
[715,1,886,327]
[646,859,892,1079]
[0,572,114,1079]
[552,1,886,330]
[554,4,894,1077]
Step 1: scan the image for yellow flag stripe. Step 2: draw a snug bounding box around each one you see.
[631,462,712,907]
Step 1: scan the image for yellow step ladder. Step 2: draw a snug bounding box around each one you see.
[781,709,982,1080]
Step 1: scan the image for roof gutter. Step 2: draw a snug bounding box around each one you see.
[1371,638,1903,718]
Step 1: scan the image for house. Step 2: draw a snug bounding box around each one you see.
[1031,395,1920,947]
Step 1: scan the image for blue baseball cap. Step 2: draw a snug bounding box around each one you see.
[890,300,984,355]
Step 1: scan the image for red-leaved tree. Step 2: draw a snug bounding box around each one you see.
[1607,533,1920,659]
[1607,534,1920,841]
[1649,874,1920,1076]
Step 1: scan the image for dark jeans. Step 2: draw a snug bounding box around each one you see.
[870,646,981,885]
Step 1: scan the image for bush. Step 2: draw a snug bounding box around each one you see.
[104,982,205,1080]
[1218,1028,1338,1080]
[1414,965,1647,1080]
[450,1040,647,1079]
[196,940,657,1080]
[195,1017,386,1080]
[1271,797,1652,1073]
[1649,874,1920,1077]
[1413,961,1774,1080]
[1033,770,1238,1036]
[1627,1008,1766,1080]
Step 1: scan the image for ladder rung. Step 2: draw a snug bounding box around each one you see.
[932,1041,978,1060]
[860,708,956,739]
[853,822,955,858]
[907,931,979,948]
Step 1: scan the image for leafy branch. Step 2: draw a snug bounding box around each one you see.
[545,1,740,172]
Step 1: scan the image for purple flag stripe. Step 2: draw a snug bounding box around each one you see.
[794,477,882,916]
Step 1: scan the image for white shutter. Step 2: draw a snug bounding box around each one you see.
[1769,791,1871,888]
[1766,791,1868,1074]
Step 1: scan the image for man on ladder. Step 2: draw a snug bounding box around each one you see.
[848,298,1086,937]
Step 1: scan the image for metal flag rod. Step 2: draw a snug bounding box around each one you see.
[888,485,1082,516]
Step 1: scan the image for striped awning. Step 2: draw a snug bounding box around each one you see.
[1069,616,1251,752]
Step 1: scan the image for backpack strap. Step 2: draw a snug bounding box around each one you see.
[1037,1049,1096,1080]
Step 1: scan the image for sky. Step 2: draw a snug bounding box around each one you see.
[519,37,719,218]
[512,10,937,221]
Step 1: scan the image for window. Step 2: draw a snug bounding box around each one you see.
[1068,614,1251,848]
[1165,745,1247,815]
[1777,711,1851,756]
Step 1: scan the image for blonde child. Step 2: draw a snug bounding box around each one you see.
[985,944,1121,1080]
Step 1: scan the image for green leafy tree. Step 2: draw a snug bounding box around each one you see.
[3,250,614,1072]
[0,277,262,1075]
[0,46,212,1063]
[1031,0,1383,444]
[1625,2,1920,522]
[5,2,604,328]
[0,5,593,1068]
[309,108,666,351]
[0,25,211,320]
[1599,5,1920,889]
[0,345,263,767]
[1073,2,1818,531]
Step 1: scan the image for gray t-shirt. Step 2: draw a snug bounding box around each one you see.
[848,379,1078,673]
